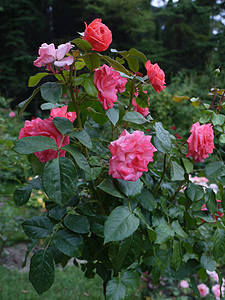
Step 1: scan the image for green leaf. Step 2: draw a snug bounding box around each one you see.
[154,122,172,154]
[128,48,147,64]
[134,208,156,242]
[170,160,185,181]
[106,278,126,300]
[41,102,60,110]
[190,276,201,298]
[49,206,66,220]
[126,56,139,73]
[192,211,215,223]
[121,270,140,288]
[85,167,102,180]
[104,206,140,243]
[200,254,216,271]
[122,111,148,124]
[69,130,92,149]
[29,249,55,295]
[212,112,225,126]
[136,189,156,211]
[97,179,123,198]
[103,55,131,76]
[182,158,193,174]
[204,188,217,214]
[41,82,62,104]
[116,178,143,197]
[205,161,225,178]
[170,240,182,271]
[106,106,119,126]
[28,154,44,175]
[63,145,91,173]
[171,220,188,238]
[83,77,98,97]
[64,215,90,234]
[42,157,78,206]
[13,136,58,155]
[28,72,50,87]
[135,91,149,108]
[172,95,189,103]
[54,229,83,257]
[52,117,74,135]
[155,222,174,244]
[72,38,92,52]
[213,228,225,261]
[152,266,160,285]
[219,134,225,144]
[22,216,53,239]
[83,53,100,71]
[17,87,40,119]
[186,183,204,201]
[14,185,32,207]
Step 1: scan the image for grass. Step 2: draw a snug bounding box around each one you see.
[0,264,105,300]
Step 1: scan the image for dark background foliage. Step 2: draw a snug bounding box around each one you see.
[0,0,224,106]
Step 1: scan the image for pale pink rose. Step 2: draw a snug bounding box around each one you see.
[207,270,219,282]
[19,117,69,162]
[186,122,214,163]
[9,111,16,118]
[198,283,209,298]
[180,280,189,289]
[108,130,157,181]
[50,106,77,123]
[34,42,74,69]
[145,60,166,93]
[132,91,149,117]
[83,18,112,52]
[94,64,118,110]
[212,284,224,300]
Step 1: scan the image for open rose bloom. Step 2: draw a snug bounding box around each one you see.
[186,122,214,163]
[108,130,157,181]
[50,106,77,123]
[34,42,74,70]
[83,18,112,52]
[198,283,209,298]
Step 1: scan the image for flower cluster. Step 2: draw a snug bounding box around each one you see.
[108,130,157,181]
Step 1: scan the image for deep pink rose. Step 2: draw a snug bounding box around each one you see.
[94,64,118,110]
[83,18,112,52]
[19,117,69,163]
[108,130,157,181]
[9,111,16,118]
[212,284,224,300]
[132,91,149,117]
[112,71,127,93]
[180,280,189,289]
[145,60,166,93]
[186,122,214,163]
[50,106,77,123]
[198,284,209,298]
[34,42,74,69]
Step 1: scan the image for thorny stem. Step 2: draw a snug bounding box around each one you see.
[154,154,167,198]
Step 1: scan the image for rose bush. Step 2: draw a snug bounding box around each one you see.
[12,18,225,300]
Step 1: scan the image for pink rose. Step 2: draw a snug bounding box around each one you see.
[186,122,214,163]
[112,71,127,93]
[19,117,69,162]
[83,18,112,52]
[132,91,149,117]
[180,280,189,289]
[50,106,77,123]
[9,111,16,118]
[94,64,118,110]
[34,42,74,69]
[207,270,219,282]
[145,60,166,93]
[108,130,157,181]
[212,284,224,300]
[198,283,209,298]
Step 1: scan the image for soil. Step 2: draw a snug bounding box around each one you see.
[0,242,34,271]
